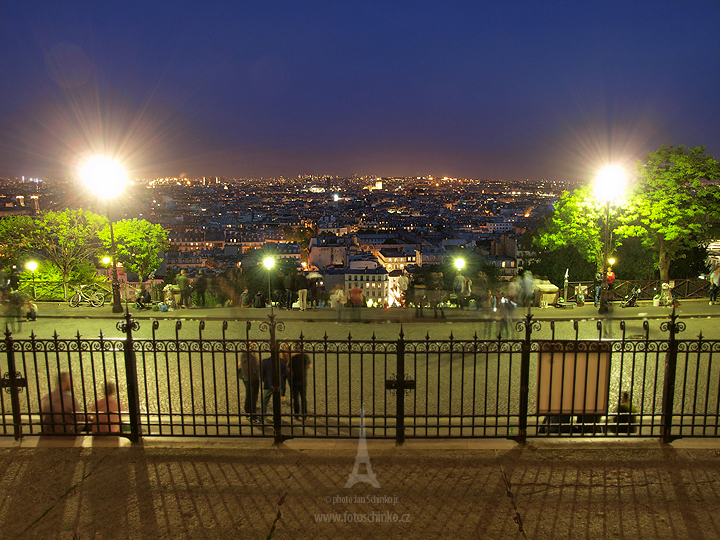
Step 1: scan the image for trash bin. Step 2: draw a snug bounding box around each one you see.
[653,295,661,307]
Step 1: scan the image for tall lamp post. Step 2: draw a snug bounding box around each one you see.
[264,257,275,315]
[594,166,626,311]
[25,261,37,300]
[79,156,127,313]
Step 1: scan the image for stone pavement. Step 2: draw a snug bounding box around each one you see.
[1,437,719,539]
[29,297,720,323]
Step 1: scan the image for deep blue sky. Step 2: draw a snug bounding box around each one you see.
[1,1,719,182]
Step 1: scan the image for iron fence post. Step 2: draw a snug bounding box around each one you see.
[660,308,684,444]
[1,328,27,441]
[260,313,285,445]
[517,311,535,444]
[118,311,142,443]
[396,330,406,445]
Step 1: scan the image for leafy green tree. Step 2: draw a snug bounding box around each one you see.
[99,219,169,281]
[618,145,720,281]
[533,185,623,271]
[526,245,596,286]
[27,209,106,298]
[0,215,35,267]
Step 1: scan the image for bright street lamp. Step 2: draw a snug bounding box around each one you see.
[454,258,465,271]
[79,156,127,313]
[263,257,275,315]
[594,166,626,312]
[25,260,37,299]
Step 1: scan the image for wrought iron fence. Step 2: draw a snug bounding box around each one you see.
[1,311,718,444]
[567,279,711,303]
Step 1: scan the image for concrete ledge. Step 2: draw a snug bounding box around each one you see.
[2,435,718,451]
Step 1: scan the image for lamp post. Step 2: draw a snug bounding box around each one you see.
[594,166,625,311]
[25,261,37,300]
[264,257,275,315]
[79,156,127,313]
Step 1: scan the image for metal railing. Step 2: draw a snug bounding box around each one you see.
[566,279,711,303]
[18,280,164,303]
[1,310,718,445]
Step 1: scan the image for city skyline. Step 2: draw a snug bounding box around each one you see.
[1,1,719,183]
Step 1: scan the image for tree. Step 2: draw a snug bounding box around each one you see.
[526,245,596,286]
[28,209,106,298]
[283,226,315,263]
[0,215,35,267]
[99,219,169,281]
[618,145,720,281]
[533,185,625,270]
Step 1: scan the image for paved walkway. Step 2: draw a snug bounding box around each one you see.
[29,297,720,323]
[1,437,719,539]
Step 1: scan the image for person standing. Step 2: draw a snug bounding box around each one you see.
[40,372,85,434]
[453,270,465,309]
[349,283,364,321]
[284,271,296,310]
[91,381,122,433]
[295,271,308,311]
[238,347,260,422]
[176,269,191,309]
[287,346,312,421]
[521,270,534,308]
[710,267,720,305]
[9,266,20,291]
[194,270,208,307]
[331,284,346,322]
[606,266,616,301]
[261,350,288,419]
[594,271,603,308]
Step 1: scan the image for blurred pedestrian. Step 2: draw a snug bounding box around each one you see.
[520,270,534,308]
[91,381,122,433]
[238,346,260,422]
[284,271,296,310]
[5,289,23,333]
[40,372,85,434]
[331,284,346,322]
[194,270,208,307]
[240,288,252,308]
[710,267,720,305]
[295,271,308,311]
[9,266,19,291]
[261,350,288,419]
[349,283,364,321]
[594,271,603,308]
[176,269,191,308]
[287,344,312,421]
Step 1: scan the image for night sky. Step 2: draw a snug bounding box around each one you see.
[1,1,719,182]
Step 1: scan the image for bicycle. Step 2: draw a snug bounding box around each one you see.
[69,285,106,308]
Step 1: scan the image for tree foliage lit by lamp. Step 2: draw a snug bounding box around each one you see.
[79,156,127,313]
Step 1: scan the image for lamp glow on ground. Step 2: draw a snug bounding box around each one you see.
[79,156,127,313]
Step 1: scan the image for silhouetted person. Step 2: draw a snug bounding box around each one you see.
[91,381,122,433]
[40,372,85,434]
